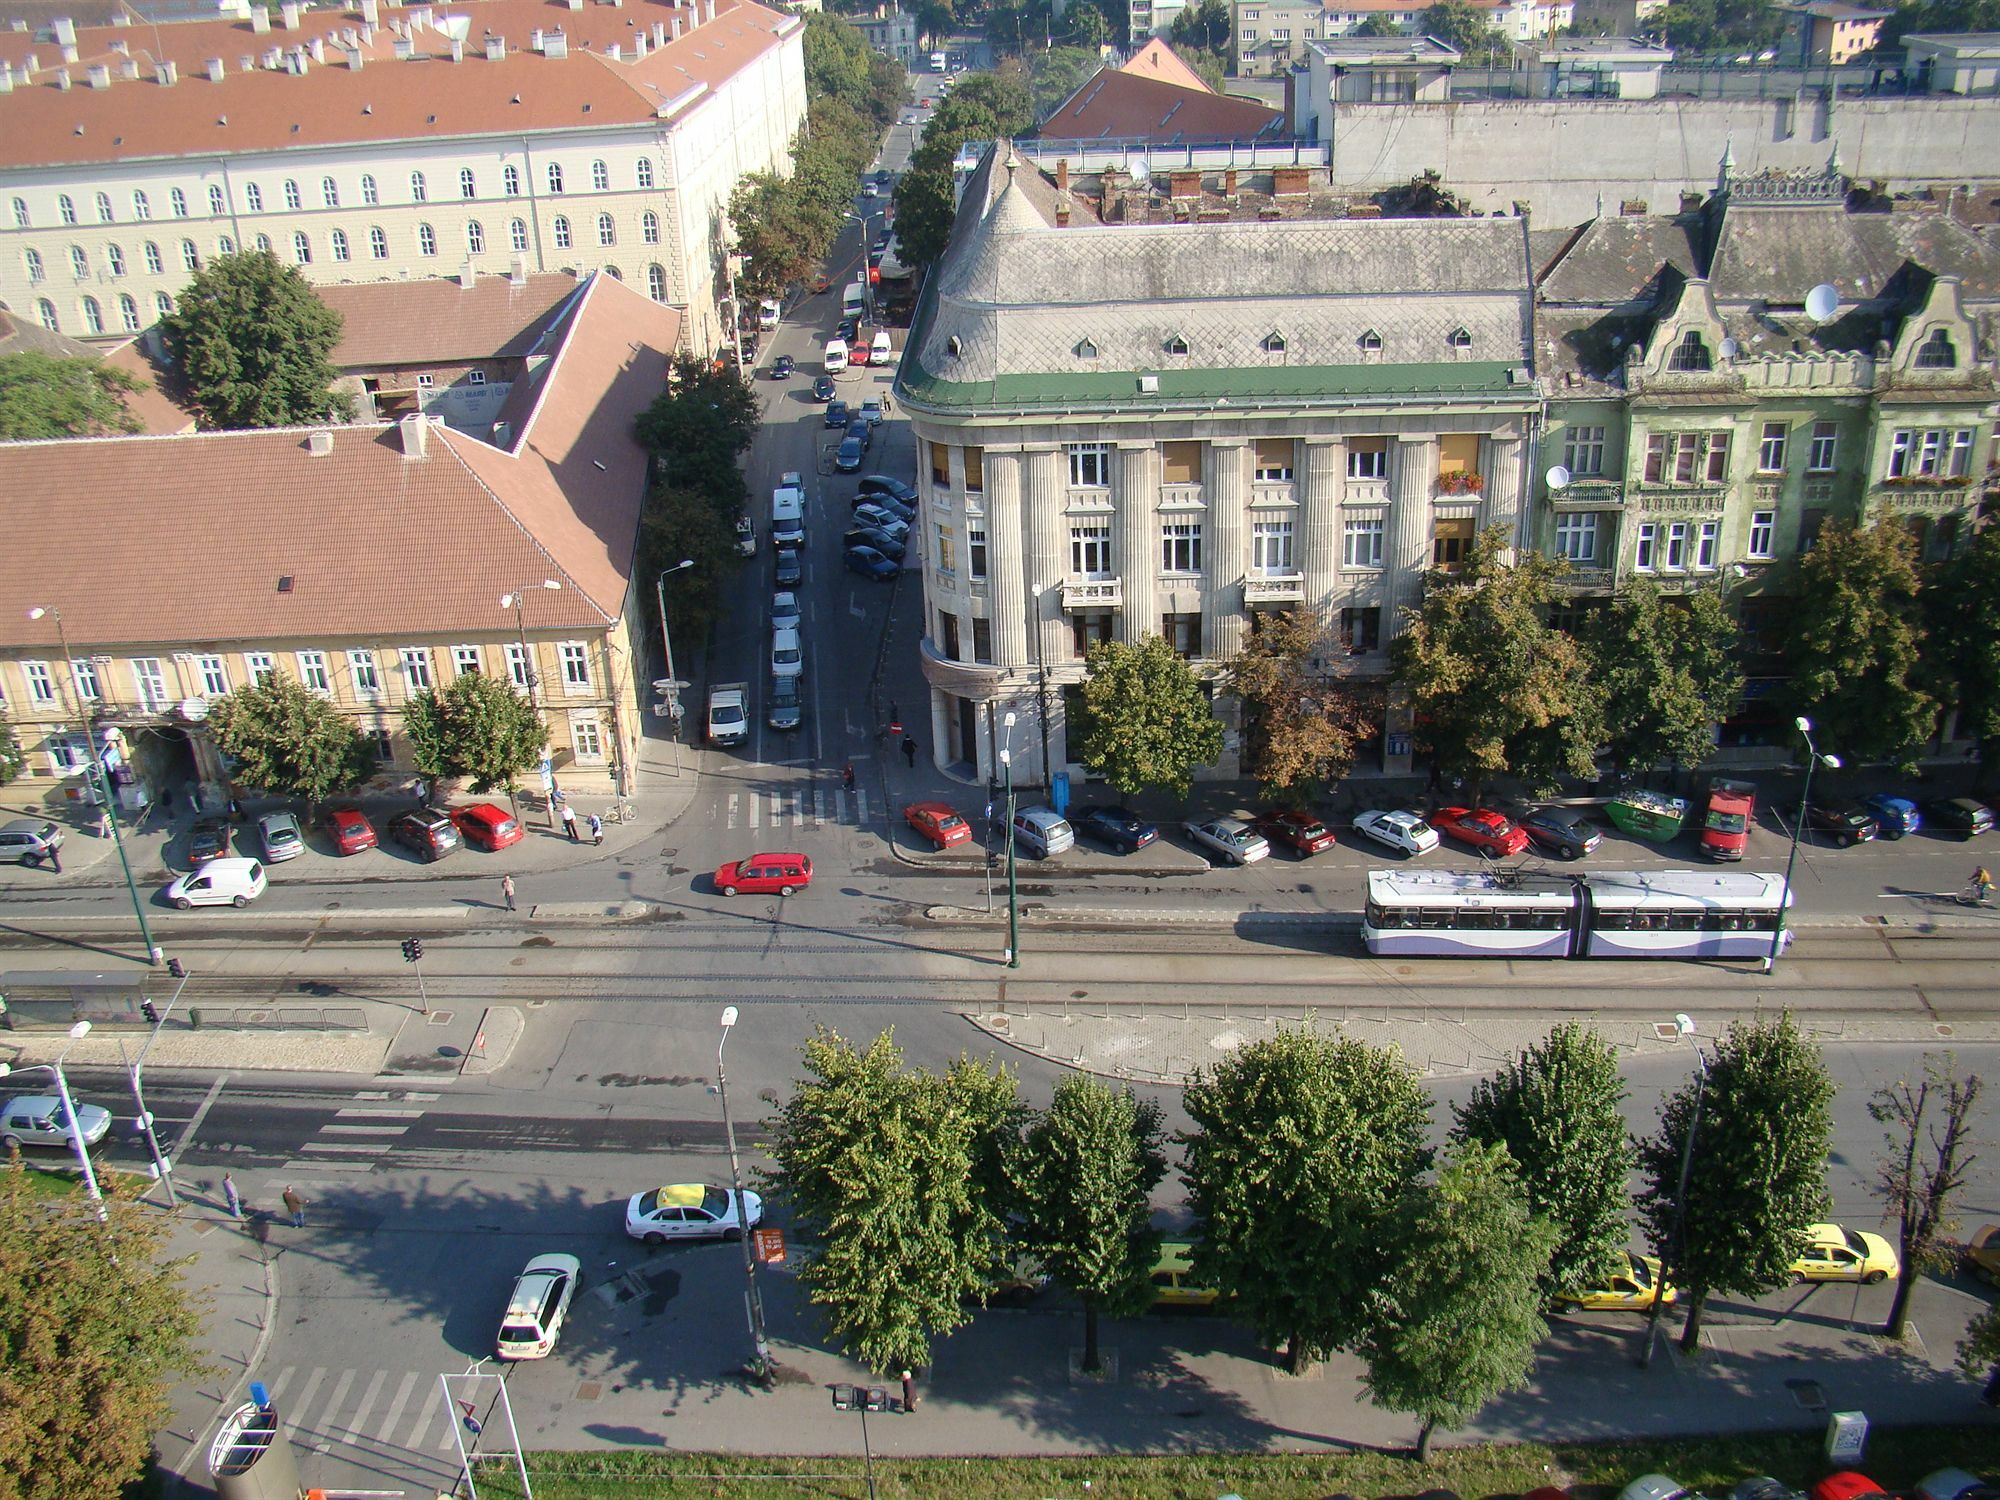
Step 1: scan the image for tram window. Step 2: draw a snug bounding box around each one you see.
[1667,911,1703,932]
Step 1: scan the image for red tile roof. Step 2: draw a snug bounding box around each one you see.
[317,271,586,367]
[1041,67,1283,143]
[1119,38,1210,91]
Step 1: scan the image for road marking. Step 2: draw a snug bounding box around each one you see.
[172,1073,229,1158]
[287,1367,326,1435]
[375,1371,419,1452]
[815,787,828,825]
[334,1107,423,1119]
[340,1368,389,1446]
[313,1369,357,1450]
[264,1366,295,1406]
[299,1141,395,1155]
[316,1123,412,1136]
[279,1158,379,1173]
[404,1092,443,1101]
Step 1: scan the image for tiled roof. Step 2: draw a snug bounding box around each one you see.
[1039,67,1283,143]
[0,0,796,170]
[1537,215,1702,303]
[0,308,99,358]
[0,270,674,648]
[98,335,199,432]
[1118,38,1209,91]
[1708,204,2000,304]
[317,272,587,368]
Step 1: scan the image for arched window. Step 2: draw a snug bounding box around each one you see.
[69,245,88,277]
[245,183,264,212]
[218,236,235,255]
[636,159,655,189]
[95,191,114,223]
[552,216,572,249]
[58,194,77,225]
[460,167,477,199]
[467,221,485,254]
[106,243,125,276]
[370,226,388,258]
[283,179,302,210]
[647,263,666,301]
[417,223,437,256]
[1916,328,1957,369]
[144,241,162,273]
[23,248,43,283]
[132,190,151,220]
[410,171,428,203]
[591,159,609,191]
[331,228,350,261]
[170,187,189,217]
[548,162,565,194]
[503,165,521,196]
[11,196,29,227]
[361,174,379,205]
[36,298,58,331]
[322,176,340,207]
[206,184,225,214]
[253,234,271,253]
[603,264,622,280]
[82,296,103,334]
[292,230,312,264]
[597,213,616,246]
[155,291,174,317]
[1668,329,1712,372]
[509,218,528,251]
[181,238,200,270]
[641,211,659,244]
[118,293,139,331]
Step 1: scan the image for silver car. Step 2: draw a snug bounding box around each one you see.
[258,812,305,862]
[1184,817,1271,865]
[0,1093,112,1151]
[0,818,64,866]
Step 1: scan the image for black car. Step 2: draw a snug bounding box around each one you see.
[773,547,803,587]
[837,317,859,343]
[769,354,795,380]
[844,545,898,580]
[388,808,460,862]
[811,375,836,402]
[187,817,232,867]
[824,400,851,429]
[1072,804,1159,853]
[845,419,873,452]
[842,526,905,560]
[1515,806,1602,861]
[857,475,918,505]
[1804,794,1879,847]
[1925,796,1996,838]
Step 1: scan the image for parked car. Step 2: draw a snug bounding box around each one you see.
[767,677,804,731]
[0,818,64,867]
[853,504,912,535]
[712,851,813,896]
[734,516,756,557]
[842,526,905,560]
[0,1093,112,1151]
[1915,1469,1998,1500]
[453,802,524,851]
[773,547,803,588]
[844,545,898,579]
[769,353,795,380]
[1150,1239,1222,1309]
[1804,794,1879,847]
[1072,804,1159,853]
[844,418,873,453]
[322,808,377,855]
[1621,1477,1704,1500]
[388,808,460,862]
[164,856,266,909]
[1863,793,1921,839]
[770,590,801,630]
[1010,806,1074,858]
[1550,1251,1676,1312]
[859,398,885,426]
[835,435,865,472]
[857,475,919,505]
[258,812,305,863]
[824,399,851,429]
[1810,1476,1887,1500]
[624,1182,762,1243]
[811,374,837,402]
[496,1253,582,1361]
[1352,808,1440,857]
[1791,1221,1898,1283]
[1733,1478,1804,1500]
[187,817,232,868]
[1430,806,1531,858]
[1515,806,1602,860]
[905,801,972,848]
[1184,816,1270,866]
[1926,797,1995,838]
[1964,1224,2000,1285]
[856,495,916,526]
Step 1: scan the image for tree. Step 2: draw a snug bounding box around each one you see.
[401,668,550,796]
[1451,1022,1633,1298]
[1787,521,1933,768]
[1588,579,1743,778]
[1957,1303,2000,1394]
[1636,1013,1835,1353]
[1012,1075,1167,1373]
[1361,1140,1558,1461]
[1225,607,1377,800]
[1422,0,1505,55]
[0,1166,210,1500]
[635,354,760,497]
[1390,527,1606,800]
[1870,1057,1983,1340]
[1878,0,2000,53]
[207,671,375,806]
[159,250,350,430]
[1170,0,1231,51]
[762,1029,1020,1374]
[1923,528,2000,781]
[0,714,22,788]
[1026,46,1104,117]
[894,70,1036,269]
[1073,634,1225,799]
[1353,11,1404,33]
[729,173,840,301]
[1182,1029,1432,1373]
[0,352,143,439]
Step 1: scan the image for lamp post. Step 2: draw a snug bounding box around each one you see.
[654,560,696,774]
[501,581,562,826]
[126,963,188,1207]
[0,1021,107,1220]
[717,1006,773,1386]
[1765,715,1839,974]
[27,606,83,722]
[846,210,882,322]
[1001,710,1019,969]
[1641,1013,1706,1368]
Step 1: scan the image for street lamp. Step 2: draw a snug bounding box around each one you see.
[27,606,82,722]
[1001,711,1019,969]
[1765,715,1839,974]
[125,964,189,1207]
[1640,1013,1707,1368]
[654,560,696,775]
[717,1006,773,1386]
[501,581,562,825]
[0,1021,107,1219]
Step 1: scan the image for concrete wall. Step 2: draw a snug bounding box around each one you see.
[1324,94,2000,220]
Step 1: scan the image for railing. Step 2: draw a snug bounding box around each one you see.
[1548,479,1626,509]
[1060,577,1124,609]
[1244,573,1307,603]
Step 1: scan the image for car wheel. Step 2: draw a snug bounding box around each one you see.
[1839,833,1856,848]
[23,852,41,867]
[1865,1269,1888,1284]
[721,883,738,897]
[1559,844,1578,860]
[1550,1297,1577,1314]
[779,885,795,897]
[0,1134,19,1152]
[722,1227,743,1242]
[643,1231,665,1246]
[232,895,248,908]
[174,897,192,910]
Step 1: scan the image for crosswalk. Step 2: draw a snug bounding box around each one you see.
[255,1361,463,1472]
[724,785,867,830]
[279,1089,443,1175]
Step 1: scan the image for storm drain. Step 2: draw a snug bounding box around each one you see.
[1787,1379,1826,1410]
[574,1382,603,1402]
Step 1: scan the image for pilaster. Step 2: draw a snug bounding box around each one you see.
[1023,447,1070,668]
[1384,435,1437,643]
[986,449,1029,669]
[1300,438,1343,619]
[1206,440,1250,657]
[1116,442,1158,644]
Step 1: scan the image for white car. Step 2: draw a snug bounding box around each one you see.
[734,516,756,557]
[1183,817,1270,865]
[496,1252,581,1361]
[779,470,804,490]
[624,1183,762,1244]
[0,1094,113,1151]
[1352,808,1440,857]
[770,591,801,630]
[770,625,804,684]
[163,856,267,908]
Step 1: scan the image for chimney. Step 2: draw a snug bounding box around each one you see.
[119,55,139,78]
[1055,158,1068,191]
[632,33,645,56]
[399,412,429,459]
[85,62,109,87]
[205,56,225,79]
[360,0,379,22]
[0,68,12,94]
[392,35,414,57]
[485,33,504,58]
[61,42,78,63]
[345,45,362,68]
[1224,167,1238,194]
[510,254,527,284]
[1054,198,1070,227]
[155,59,178,83]
[544,29,566,55]
[459,258,477,286]
[450,37,463,60]
[261,45,283,68]
[309,36,324,62]
[279,1,302,27]
[55,67,71,90]
[52,16,76,45]
[670,15,681,37]
[608,41,621,59]
[705,0,716,22]
[250,7,270,31]
[565,0,582,10]
[652,19,665,43]
[1273,166,1309,198]
[530,26,543,48]
[307,429,335,456]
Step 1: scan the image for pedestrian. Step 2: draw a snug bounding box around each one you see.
[588,812,603,846]
[222,1173,243,1220]
[901,1369,917,1412]
[501,873,517,912]
[45,841,61,874]
[415,778,430,805]
[902,735,917,769]
[561,803,579,842]
[282,1185,306,1228]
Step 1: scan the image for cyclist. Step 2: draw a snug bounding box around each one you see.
[842,764,856,792]
[1973,865,1995,903]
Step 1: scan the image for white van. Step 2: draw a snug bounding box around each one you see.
[870,330,894,366]
[164,856,267,909]
[841,282,866,320]
[757,298,780,330]
[823,337,849,374]
[771,484,805,548]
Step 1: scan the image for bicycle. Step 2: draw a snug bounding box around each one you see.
[1954,878,1994,908]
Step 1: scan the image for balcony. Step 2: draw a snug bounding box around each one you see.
[1873,478,1976,513]
[1550,566,1616,594]
[1061,577,1124,610]
[1160,482,1205,510]
[1550,478,1626,510]
[1244,573,1307,604]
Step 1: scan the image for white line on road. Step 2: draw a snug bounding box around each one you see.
[299,1141,395,1155]
[334,1107,423,1119]
[374,1371,420,1453]
[173,1072,229,1157]
[288,1367,327,1438]
[312,1369,357,1451]
[315,1124,412,1136]
[278,1159,377,1173]
[340,1368,389,1447]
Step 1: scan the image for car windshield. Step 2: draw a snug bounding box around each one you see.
[1705,812,1747,832]
[704,1186,734,1218]
[1843,1228,1869,1254]
[498,1322,541,1344]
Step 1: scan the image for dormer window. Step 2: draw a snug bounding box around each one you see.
[1668,330,1712,372]
[1915,328,1957,369]
[1447,327,1472,350]
[1075,337,1098,359]
[1359,329,1382,354]
[1165,334,1188,356]
[946,335,963,358]
[1261,331,1287,354]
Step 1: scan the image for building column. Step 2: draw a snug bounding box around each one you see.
[1022,447,1070,672]
[928,689,952,773]
[1206,440,1250,658]
[1116,442,1158,646]
[1383,435,1437,643]
[1300,438,1343,619]
[986,450,1030,670]
[1481,431,1526,543]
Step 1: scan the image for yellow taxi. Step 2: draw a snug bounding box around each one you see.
[1791,1222,1899,1284]
[1550,1251,1678,1312]
[1150,1239,1222,1309]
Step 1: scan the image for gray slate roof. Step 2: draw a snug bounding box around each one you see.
[1708,205,2000,305]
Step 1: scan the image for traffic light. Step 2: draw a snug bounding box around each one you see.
[166,958,186,979]
[401,938,423,963]
[139,999,160,1024]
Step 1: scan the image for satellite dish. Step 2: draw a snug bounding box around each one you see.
[1805,283,1839,321]
[1128,154,1150,187]
[1546,464,1572,491]
[1719,337,1739,358]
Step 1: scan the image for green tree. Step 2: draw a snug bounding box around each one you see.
[1361,1140,1558,1461]
[0,714,22,787]
[1588,579,1743,777]
[1026,45,1104,116]
[894,70,1037,268]
[1225,606,1376,800]
[0,352,143,439]
[1353,11,1403,32]
[1012,1075,1167,1373]
[1787,521,1934,768]
[1423,0,1506,54]
[1871,1057,1983,1341]
[1958,1303,2000,1390]
[0,1167,210,1500]
[729,173,841,301]
[1170,0,1231,51]
[1391,527,1606,800]
[1924,528,2000,780]
[636,353,760,496]
[1878,0,2000,52]
[638,484,742,656]
[1636,1013,1835,1353]
[763,1029,1020,1374]
[1182,1029,1432,1373]
[1073,634,1225,799]
[401,668,551,796]
[1653,0,1720,47]
[207,671,375,806]
[1452,1022,1634,1299]
[159,250,350,430]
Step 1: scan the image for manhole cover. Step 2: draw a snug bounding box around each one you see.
[1937,1024,1956,1037]
[1788,1380,1825,1409]
[427,1011,455,1026]
[575,1381,603,1401]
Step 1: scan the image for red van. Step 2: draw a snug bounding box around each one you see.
[713,852,813,897]
[453,802,524,851]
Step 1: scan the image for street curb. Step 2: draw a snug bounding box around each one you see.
[459,1005,524,1076]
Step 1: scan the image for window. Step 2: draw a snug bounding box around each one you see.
[1340,607,1380,654]
[1161,440,1199,484]
[23,661,55,706]
[1667,329,1711,372]
[1252,519,1295,573]
[452,645,481,677]
[1243,28,1258,39]
[930,441,950,487]
[131,658,169,711]
[467,221,485,254]
[1164,612,1202,658]
[401,648,433,690]
[197,655,229,697]
[415,223,436,257]
[1074,337,1098,359]
[964,446,984,493]
[553,216,572,250]
[558,643,591,693]
[1915,328,1956,368]
[1348,437,1387,479]
[253,234,269,253]
[1888,428,1977,479]
[207,184,225,214]
[503,165,521,196]
[361,174,379,205]
[570,714,605,763]
[1705,432,1730,482]
[45,732,90,773]
[11,196,27,227]
[321,176,339,208]
[505,643,531,691]
[1799,506,1828,552]
[132,190,151,220]
[1696,519,1720,570]
[410,171,427,203]
[1272,25,1290,38]
[1663,521,1688,570]
[36,300,58,331]
[969,524,988,579]
[1359,329,1382,355]
[1562,425,1605,476]
[246,652,276,685]
[1748,510,1775,559]
[459,167,477,199]
[1807,421,1838,472]
[292,230,311,264]
[105,243,125,276]
[1634,522,1657,571]
[1554,512,1597,562]
[646,263,666,301]
[143,241,162,273]
[23,248,41,283]
[971,617,993,664]
[1757,422,1787,473]
[367,727,394,764]
[370,226,388,259]
[58,194,76,225]
[469,370,486,386]
[1261,331,1286,354]
[511,218,530,252]
[245,183,264,212]
[155,292,174,317]
[1433,518,1473,569]
[1162,521,1203,573]
[95,191,114,223]
[81,298,103,335]
[1165,333,1188,355]
[417,374,434,392]
[1070,522,1113,575]
[1253,438,1294,482]
[171,187,188,217]
[641,210,659,244]
[1073,612,1114,655]
[347,649,381,698]
[282,179,301,210]
[1343,516,1385,568]
[591,159,610,191]
[1644,431,1728,484]
[118,294,139,332]
[548,163,565,194]
[331,228,350,261]
[182,239,199,270]
[72,659,100,701]
[70,245,89,278]
[934,522,956,574]
[597,213,616,246]
[1068,444,1110,488]
[636,158,655,189]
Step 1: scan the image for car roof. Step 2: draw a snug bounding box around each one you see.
[1,1094,63,1112]
[201,857,264,875]
[1,818,54,835]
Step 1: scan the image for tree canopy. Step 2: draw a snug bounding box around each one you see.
[1073,634,1225,799]
[893,69,1036,269]
[1588,579,1743,777]
[1787,521,1934,767]
[1422,0,1506,55]
[1226,607,1378,800]
[1923,528,2000,780]
[1876,0,2000,51]
[0,715,23,787]
[207,671,375,805]
[401,668,551,795]
[0,352,143,440]
[159,250,350,430]
[1170,0,1231,51]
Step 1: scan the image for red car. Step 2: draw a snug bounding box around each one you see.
[905,801,972,848]
[1430,806,1531,858]
[321,808,378,855]
[1252,809,1336,856]
[713,852,813,897]
[1811,1477,1887,1500]
[452,802,524,851]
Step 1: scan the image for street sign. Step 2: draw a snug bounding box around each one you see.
[459,1399,482,1436]
[754,1226,786,1264]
